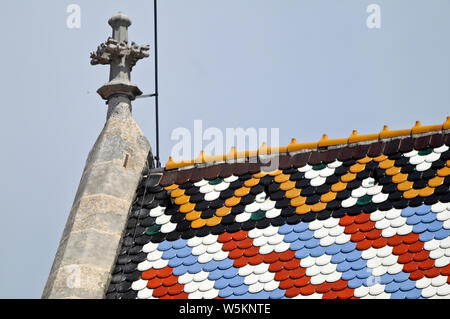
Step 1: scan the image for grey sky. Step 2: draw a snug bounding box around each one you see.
[1,1,449,298]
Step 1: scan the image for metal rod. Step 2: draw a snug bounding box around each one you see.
[136,93,156,99]
[153,0,161,168]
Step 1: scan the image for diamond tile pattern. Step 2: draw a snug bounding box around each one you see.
[106,134,450,299]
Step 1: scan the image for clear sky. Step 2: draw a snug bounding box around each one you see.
[1,0,449,298]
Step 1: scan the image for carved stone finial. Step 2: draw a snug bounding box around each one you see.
[90,12,149,102]
[109,12,131,28]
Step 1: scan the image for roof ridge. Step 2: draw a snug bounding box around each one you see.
[165,117,450,170]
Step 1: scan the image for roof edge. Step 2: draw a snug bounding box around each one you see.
[165,117,450,171]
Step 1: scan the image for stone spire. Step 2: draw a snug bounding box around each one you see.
[90,12,149,118]
[42,13,152,299]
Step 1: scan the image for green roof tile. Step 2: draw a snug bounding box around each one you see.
[208,178,223,185]
[250,210,266,221]
[418,148,433,156]
[312,163,327,171]
[145,224,161,235]
[357,194,372,206]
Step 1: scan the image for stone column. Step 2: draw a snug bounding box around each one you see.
[42,12,151,299]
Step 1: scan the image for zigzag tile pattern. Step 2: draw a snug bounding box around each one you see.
[106,133,450,299]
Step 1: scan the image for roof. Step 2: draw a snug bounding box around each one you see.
[165,119,450,170]
[106,124,450,299]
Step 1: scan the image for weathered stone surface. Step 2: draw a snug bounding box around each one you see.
[42,114,150,299]
[43,12,151,300]
[71,195,131,235]
[76,162,140,200]
[45,264,111,299]
[83,114,150,173]
[60,231,121,267]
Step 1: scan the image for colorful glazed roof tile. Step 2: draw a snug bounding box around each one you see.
[106,122,450,299]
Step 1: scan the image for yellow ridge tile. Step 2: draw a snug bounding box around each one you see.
[428,176,444,188]
[258,142,271,155]
[164,118,448,170]
[379,159,395,170]
[191,218,207,229]
[398,180,413,192]
[348,130,379,144]
[419,187,434,198]
[273,146,288,154]
[204,154,226,163]
[166,157,195,170]
[180,202,195,213]
[341,172,357,183]
[280,180,296,191]
[286,188,301,199]
[350,163,366,174]
[291,196,306,207]
[186,210,201,221]
[288,139,318,152]
[225,196,241,207]
[226,146,238,160]
[164,184,178,191]
[443,117,450,130]
[170,187,185,198]
[296,204,311,215]
[195,150,206,164]
[265,145,283,155]
[385,166,401,176]
[216,206,232,217]
[205,216,222,227]
[379,125,411,139]
[311,201,327,212]
[174,195,189,205]
[331,181,347,192]
[321,192,337,203]
[274,173,290,183]
[235,186,251,197]
[236,150,249,159]
[244,178,260,187]
[412,121,443,134]
[239,150,252,159]
[317,134,348,148]
[392,173,408,184]
[404,188,420,199]
[437,166,450,177]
